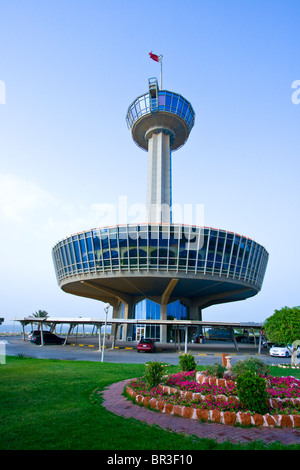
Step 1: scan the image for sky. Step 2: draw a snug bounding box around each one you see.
[0,0,299,325]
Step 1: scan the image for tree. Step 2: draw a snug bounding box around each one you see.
[33,309,48,319]
[32,310,49,330]
[264,306,300,365]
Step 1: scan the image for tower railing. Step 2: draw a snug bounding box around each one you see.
[126,91,195,134]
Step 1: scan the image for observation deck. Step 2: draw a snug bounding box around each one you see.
[52,224,268,310]
[126,78,195,151]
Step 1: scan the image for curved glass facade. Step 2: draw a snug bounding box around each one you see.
[52,224,268,291]
[126,90,195,134]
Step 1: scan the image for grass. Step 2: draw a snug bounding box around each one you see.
[0,356,299,450]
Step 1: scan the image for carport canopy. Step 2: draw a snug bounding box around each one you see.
[14,316,265,353]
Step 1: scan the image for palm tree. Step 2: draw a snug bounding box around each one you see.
[32,310,49,330]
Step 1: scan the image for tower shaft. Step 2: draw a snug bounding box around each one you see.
[126,78,196,223]
[147,131,171,223]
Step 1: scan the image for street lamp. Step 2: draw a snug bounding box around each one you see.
[101,303,110,362]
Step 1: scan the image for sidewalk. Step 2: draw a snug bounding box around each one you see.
[100,379,300,447]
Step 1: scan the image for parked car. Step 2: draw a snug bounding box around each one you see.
[28,330,57,340]
[263,340,274,349]
[28,330,47,340]
[235,335,248,343]
[207,329,232,341]
[269,343,294,357]
[137,338,156,353]
[30,331,64,345]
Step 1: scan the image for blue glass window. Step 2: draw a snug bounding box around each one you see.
[165,92,172,108]
[177,98,183,113]
[229,236,240,274]
[131,105,136,119]
[241,240,252,276]
[188,249,197,268]
[60,246,68,274]
[61,244,71,274]
[158,94,165,106]
[101,235,109,250]
[171,95,178,112]
[73,238,82,271]
[167,300,188,320]
[222,233,234,273]
[67,239,76,269]
[135,299,161,321]
[79,237,88,270]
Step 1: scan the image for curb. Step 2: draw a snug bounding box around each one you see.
[100,379,300,445]
[125,385,300,429]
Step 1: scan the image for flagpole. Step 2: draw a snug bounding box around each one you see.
[159,55,163,89]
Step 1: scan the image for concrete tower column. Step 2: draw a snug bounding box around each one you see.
[147,131,172,223]
[160,303,168,343]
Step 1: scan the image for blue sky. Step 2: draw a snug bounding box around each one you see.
[0,0,299,325]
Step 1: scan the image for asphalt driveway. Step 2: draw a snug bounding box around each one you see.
[1,335,290,366]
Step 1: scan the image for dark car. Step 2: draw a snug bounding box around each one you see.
[28,330,48,340]
[235,335,248,343]
[137,338,156,353]
[30,331,64,345]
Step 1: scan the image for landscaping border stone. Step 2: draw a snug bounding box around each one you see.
[125,371,300,429]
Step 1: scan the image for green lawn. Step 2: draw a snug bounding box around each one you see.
[0,356,299,450]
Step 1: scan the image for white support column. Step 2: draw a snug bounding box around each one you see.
[258,334,262,354]
[21,322,26,341]
[98,323,102,352]
[229,328,239,351]
[160,279,178,344]
[147,131,172,223]
[177,325,181,352]
[64,323,73,345]
[121,302,135,341]
[184,326,188,354]
[40,321,44,347]
[111,323,118,349]
[160,304,167,343]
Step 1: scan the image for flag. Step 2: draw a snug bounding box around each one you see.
[149,52,160,62]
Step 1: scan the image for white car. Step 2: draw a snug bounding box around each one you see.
[269,343,294,358]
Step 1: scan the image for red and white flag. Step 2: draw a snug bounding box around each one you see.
[149,52,160,62]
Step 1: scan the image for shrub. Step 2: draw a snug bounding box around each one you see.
[205,362,226,378]
[232,357,271,378]
[179,353,196,372]
[237,371,268,415]
[144,361,167,388]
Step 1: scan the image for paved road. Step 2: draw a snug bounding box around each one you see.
[1,335,291,366]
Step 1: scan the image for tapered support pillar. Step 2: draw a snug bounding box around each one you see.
[121,302,135,341]
[147,131,172,223]
[160,304,167,343]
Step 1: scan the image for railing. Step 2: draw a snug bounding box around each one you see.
[126,91,195,133]
[52,224,268,290]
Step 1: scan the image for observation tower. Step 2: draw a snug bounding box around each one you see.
[126,77,195,224]
[52,75,268,343]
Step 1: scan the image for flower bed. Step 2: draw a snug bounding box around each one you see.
[125,371,300,428]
